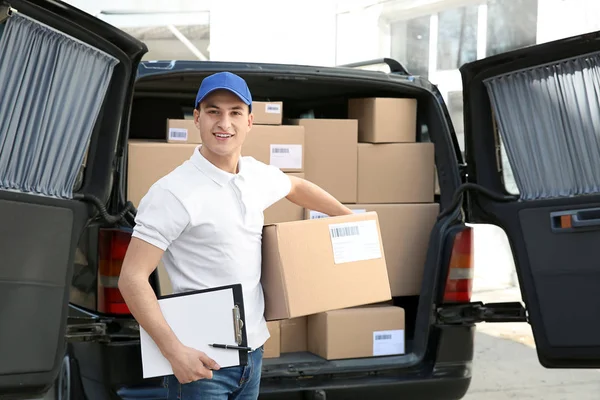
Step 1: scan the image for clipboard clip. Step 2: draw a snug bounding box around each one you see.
[232,305,244,345]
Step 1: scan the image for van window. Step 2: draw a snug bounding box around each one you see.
[485,53,600,201]
[0,12,118,199]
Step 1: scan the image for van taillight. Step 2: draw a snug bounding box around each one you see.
[443,227,474,303]
[98,228,132,315]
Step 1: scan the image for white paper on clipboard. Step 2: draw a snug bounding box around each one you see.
[139,287,244,378]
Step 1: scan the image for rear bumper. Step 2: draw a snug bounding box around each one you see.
[258,365,472,400]
[73,325,475,400]
[114,366,471,400]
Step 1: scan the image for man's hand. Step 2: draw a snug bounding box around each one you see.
[167,344,221,383]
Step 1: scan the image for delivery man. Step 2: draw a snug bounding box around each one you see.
[118,71,352,399]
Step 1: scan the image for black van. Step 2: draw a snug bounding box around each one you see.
[3,1,600,399]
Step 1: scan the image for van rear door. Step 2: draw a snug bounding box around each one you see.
[0,1,146,397]
[460,29,600,368]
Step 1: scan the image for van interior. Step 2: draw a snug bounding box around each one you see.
[122,68,459,382]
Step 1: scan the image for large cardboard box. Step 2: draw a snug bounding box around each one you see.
[263,321,281,358]
[127,140,198,207]
[252,101,283,125]
[357,143,435,203]
[289,119,357,203]
[348,98,417,143]
[280,317,308,353]
[261,212,391,321]
[305,203,439,296]
[243,125,304,172]
[264,173,305,224]
[166,119,202,144]
[308,305,405,360]
[348,204,438,296]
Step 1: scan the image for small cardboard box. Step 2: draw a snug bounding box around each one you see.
[348,97,417,143]
[127,140,198,208]
[280,317,308,353]
[263,321,281,358]
[305,203,439,296]
[357,143,435,203]
[166,119,202,144]
[264,173,305,224]
[308,305,405,360]
[252,101,283,125]
[289,119,358,203]
[261,212,391,321]
[242,125,304,172]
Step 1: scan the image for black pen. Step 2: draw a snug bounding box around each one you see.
[209,343,252,351]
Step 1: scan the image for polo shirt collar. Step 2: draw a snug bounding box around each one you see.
[190,146,245,186]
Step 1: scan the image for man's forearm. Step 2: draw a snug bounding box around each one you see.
[286,177,353,216]
[119,275,182,358]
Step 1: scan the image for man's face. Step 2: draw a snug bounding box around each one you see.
[194,90,253,157]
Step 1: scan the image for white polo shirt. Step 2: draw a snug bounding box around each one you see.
[131,146,292,350]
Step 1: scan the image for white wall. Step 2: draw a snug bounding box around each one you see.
[537,0,600,44]
[335,4,391,65]
[208,0,338,66]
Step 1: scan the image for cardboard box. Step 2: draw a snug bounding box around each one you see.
[264,173,305,224]
[261,212,391,321]
[127,140,198,208]
[166,119,202,144]
[263,321,281,358]
[289,119,357,203]
[308,305,405,360]
[305,203,439,296]
[280,317,308,353]
[348,98,417,143]
[243,125,304,172]
[348,204,438,296]
[252,101,283,125]
[357,143,435,203]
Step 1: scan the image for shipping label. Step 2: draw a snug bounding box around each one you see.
[373,329,405,356]
[328,220,382,264]
[269,144,302,169]
[168,128,188,141]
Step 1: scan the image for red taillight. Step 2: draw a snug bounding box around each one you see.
[98,228,132,315]
[443,227,474,303]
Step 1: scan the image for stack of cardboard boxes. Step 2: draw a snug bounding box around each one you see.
[126,96,438,362]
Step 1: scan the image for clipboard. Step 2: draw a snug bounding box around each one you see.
[139,283,249,379]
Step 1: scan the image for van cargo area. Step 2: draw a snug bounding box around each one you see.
[102,65,465,392]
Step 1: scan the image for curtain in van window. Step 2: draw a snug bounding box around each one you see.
[484,53,600,201]
[0,12,118,198]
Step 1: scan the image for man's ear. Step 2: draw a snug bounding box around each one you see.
[247,112,254,129]
[193,108,201,129]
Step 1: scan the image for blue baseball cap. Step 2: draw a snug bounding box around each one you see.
[195,72,252,112]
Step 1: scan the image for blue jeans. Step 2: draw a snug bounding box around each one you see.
[163,347,264,400]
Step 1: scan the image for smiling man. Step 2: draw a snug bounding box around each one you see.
[118,72,353,399]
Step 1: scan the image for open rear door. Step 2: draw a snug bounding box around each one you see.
[0,1,146,397]
[461,30,600,368]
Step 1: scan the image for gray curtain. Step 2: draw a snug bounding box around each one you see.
[0,12,119,199]
[484,53,600,201]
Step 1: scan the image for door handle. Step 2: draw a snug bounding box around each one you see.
[571,210,600,228]
[551,207,600,231]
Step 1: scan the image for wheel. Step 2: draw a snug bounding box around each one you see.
[55,354,71,400]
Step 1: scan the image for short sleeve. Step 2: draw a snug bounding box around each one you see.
[131,184,190,250]
[256,163,292,210]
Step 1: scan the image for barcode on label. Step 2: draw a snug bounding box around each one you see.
[265,103,281,113]
[168,128,188,141]
[375,334,393,341]
[330,225,360,238]
[310,210,329,219]
[271,147,290,154]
